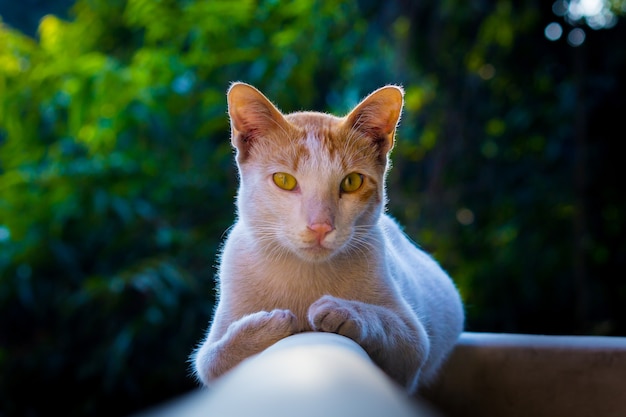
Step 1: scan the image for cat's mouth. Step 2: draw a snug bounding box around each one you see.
[298,242,336,261]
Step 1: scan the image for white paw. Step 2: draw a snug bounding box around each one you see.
[232,309,299,341]
[308,295,362,341]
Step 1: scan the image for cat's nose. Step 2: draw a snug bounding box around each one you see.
[308,222,334,241]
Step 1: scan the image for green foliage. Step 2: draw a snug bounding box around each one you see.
[1,0,625,415]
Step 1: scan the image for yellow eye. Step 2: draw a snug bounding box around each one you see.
[273,172,298,191]
[340,173,363,193]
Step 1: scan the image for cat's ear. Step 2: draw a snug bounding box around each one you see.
[344,85,404,156]
[227,82,290,160]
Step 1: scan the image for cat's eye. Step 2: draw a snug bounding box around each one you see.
[340,172,363,193]
[273,172,298,191]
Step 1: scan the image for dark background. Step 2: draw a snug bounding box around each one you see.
[1,0,624,416]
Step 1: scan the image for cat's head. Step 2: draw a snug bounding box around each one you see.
[227,82,403,263]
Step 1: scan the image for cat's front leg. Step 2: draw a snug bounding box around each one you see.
[308,295,428,392]
[194,309,298,386]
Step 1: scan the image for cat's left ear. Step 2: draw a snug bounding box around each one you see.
[344,85,404,156]
[227,82,291,161]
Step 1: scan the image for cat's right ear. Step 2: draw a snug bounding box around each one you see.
[227,82,290,161]
[344,85,404,158]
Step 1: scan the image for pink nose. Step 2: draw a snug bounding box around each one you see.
[308,222,334,241]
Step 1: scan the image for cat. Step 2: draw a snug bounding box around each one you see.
[192,82,464,394]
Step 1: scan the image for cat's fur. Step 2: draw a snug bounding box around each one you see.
[192,82,464,393]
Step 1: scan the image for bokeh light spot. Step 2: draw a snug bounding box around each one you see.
[567,28,586,46]
[456,208,475,226]
[544,22,563,41]
[478,64,495,80]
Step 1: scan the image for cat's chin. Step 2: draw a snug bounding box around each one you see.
[295,245,338,263]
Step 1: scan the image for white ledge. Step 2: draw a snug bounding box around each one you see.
[136,332,435,417]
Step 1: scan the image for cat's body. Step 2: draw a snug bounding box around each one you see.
[192,83,464,393]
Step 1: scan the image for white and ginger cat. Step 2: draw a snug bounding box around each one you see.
[192,82,464,394]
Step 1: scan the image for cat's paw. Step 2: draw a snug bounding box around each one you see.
[233,309,299,342]
[195,309,298,382]
[308,295,363,341]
